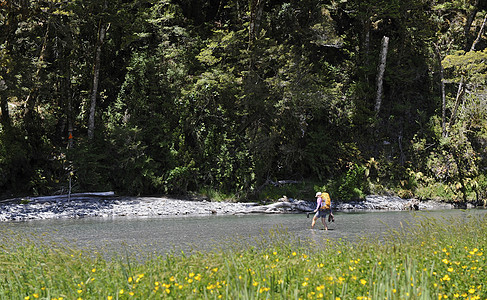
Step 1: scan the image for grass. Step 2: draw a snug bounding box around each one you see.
[0,212,486,300]
[198,180,319,203]
[255,181,319,203]
[198,188,238,202]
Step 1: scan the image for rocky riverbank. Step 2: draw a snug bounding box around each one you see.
[0,193,460,222]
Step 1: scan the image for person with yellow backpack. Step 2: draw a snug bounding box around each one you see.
[310,191,334,230]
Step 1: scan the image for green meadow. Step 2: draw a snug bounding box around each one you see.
[1,213,486,300]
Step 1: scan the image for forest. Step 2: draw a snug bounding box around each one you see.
[1,0,487,204]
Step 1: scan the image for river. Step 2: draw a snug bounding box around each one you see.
[2,209,486,258]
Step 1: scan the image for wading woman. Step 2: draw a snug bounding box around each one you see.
[311,192,334,230]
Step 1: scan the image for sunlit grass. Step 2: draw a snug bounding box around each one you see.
[1,212,486,299]
[198,188,238,202]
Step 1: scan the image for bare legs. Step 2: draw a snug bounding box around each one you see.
[311,216,328,230]
[321,217,328,230]
[311,216,318,228]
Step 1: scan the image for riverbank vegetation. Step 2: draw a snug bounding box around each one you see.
[1,213,485,299]
[1,1,487,205]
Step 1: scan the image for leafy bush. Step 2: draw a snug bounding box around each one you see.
[69,141,113,193]
[0,129,41,195]
[255,181,318,202]
[414,182,456,201]
[327,163,368,201]
[198,188,237,202]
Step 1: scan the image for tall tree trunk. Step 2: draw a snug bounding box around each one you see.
[362,18,371,82]
[67,94,74,148]
[64,63,74,148]
[245,0,265,132]
[374,36,389,114]
[1,0,21,131]
[24,23,50,125]
[87,20,106,141]
[470,12,487,51]
[445,11,486,136]
[249,0,265,50]
[447,76,465,134]
[433,43,447,137]
[464,0,479,51]
[0,80,10,131]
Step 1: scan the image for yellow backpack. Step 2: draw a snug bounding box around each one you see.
[321,192,331,209]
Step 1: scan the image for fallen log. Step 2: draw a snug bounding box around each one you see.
[0,192,116,204]
[235,200,314,214]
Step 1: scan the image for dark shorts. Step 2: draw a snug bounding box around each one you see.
[314,209,330,218]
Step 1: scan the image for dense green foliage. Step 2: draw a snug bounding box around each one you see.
[0,213,486,299]
[1,0,487,203]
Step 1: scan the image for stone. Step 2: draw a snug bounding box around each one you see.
[0,194,458,222]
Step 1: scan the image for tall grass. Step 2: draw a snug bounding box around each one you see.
[198,188,238,202]
[1,212,486,300]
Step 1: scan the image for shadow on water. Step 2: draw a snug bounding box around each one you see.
[1,209,486,259]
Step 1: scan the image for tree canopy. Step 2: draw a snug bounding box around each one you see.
[1,0,487,204]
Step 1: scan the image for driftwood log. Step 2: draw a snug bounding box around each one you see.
[0,192,116,204]
[238,197,313,214]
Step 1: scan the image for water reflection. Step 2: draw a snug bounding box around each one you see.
[2,209,485,258]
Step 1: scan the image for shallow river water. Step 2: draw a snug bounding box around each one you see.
[2,209,486,258]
